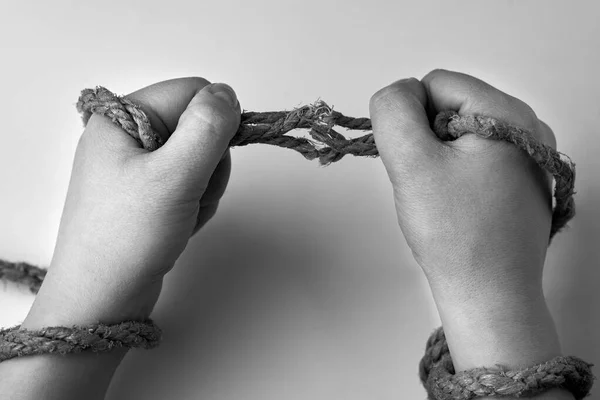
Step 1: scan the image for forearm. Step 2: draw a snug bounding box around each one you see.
[0,346,128,400]
[0,304,128,400]
[0,264,161,400]
[429,280,573,400]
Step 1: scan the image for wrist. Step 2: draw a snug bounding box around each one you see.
[431,284,563,372]
[21,268,162,330]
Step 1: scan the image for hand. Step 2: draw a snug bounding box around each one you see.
[369,69,566,377]
[369,69,555,299]
[23,77,241,327]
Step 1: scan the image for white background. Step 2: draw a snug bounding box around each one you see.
[1,1,599,399]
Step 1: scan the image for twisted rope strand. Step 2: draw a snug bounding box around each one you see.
[232,105,378,164]
[0,320,161,362]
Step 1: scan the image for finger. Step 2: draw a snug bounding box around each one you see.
[193,203,219,235]
[200,149,232,207]
[422,69,556,196]
[538,119,557,150]
[145,82,241,199]
[85,77,213,153]
[124,77,212,143]
[192,151,232,236]
[421,69,542,140]
[369,77,443,182]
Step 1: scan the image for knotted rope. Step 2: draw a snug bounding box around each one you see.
[0,86,590,400]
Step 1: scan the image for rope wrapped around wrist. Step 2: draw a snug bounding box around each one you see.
[0,86,591,399]
[0,320,161,362]
[419,327,595,399]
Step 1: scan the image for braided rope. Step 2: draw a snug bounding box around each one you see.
[419,327,595,400]
[0,86,590,399]
[0,320,161,362]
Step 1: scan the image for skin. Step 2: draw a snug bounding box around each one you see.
[0,70,576,400]
[0,78,241,399]
[370,70,571,399]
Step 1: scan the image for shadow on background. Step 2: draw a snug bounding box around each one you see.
[107,208,343,399]
[105,199,431,400]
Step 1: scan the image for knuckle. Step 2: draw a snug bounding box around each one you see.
[183,100,228,130]
[537,119,557,149]
[512,97,538,123]
[500,96,539,132]
[422,68,450,83]
[370,79,419,110]
[182,76,211,88]
[370,85,395,108]
[425,69,486,98]
[468,88,540,132]
[421,69,465,91]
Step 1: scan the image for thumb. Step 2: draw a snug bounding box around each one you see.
[369,78,442,183]
[149,82,241,196]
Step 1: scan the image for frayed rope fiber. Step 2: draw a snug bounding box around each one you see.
[0,86,591,400]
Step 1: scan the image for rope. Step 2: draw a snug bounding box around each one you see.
[0,321,161,362]
[419,327,594,400]
[77,87,575,240]
[0,86,589,400]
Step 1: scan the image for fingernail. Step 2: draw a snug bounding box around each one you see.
[206,83,239,109]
